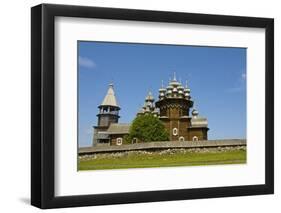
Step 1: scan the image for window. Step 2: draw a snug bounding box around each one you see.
[132,138,137,144]
[179,136,185,142]
[116,137,123,145]
[192,136,199,141]
[172,128,178,136]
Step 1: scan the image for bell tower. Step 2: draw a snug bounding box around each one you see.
[155,73,193,141]
[97,83,120,127]
[93,83,120,146]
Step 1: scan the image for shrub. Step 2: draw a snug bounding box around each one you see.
[128,114,169,142]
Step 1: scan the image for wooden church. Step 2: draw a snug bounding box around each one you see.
[93,75,209,146]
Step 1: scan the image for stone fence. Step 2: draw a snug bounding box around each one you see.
[78,139,246,155]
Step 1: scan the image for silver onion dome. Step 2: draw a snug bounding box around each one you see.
[192,108,199,117]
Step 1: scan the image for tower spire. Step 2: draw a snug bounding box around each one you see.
[100,83,119,107]
[97,83,120,127]
[173,72,177,81]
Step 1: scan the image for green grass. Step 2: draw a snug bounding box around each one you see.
[78,149,246,171]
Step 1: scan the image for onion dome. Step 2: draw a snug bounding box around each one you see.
[159,91,166,100]
[166,85,173,95]
[159,90,165,95]
[184,81,191,99]
[169,80,180,86]
[166,89,172,93]
[137,91,159,116]
[190,105,208,128]
[159,80,166,99]
[157,74,193,101]
[166,85,173,90]
[169,72,180,86]
[145,91,154,102]
[185,92,191,99]
[192,108,199,117]
[184,88,191,93]
[159,87,166,92]
[178,84,184,89]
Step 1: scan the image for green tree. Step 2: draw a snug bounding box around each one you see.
[129,114,169,142]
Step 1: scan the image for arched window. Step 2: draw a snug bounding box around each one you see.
[116,137,123,145]
[173,128,178,136]
[132,138,137,144]
[192,136,199,141]
[179,136,185,142]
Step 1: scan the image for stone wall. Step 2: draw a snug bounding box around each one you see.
[79,139,246,155]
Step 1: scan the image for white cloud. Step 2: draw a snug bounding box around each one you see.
[79,56,96,69]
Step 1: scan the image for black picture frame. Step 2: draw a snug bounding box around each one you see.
[31,3,274,209]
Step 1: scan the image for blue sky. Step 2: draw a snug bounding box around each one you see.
[78,41,246,147]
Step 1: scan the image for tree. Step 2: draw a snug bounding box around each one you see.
[128,114,169,142]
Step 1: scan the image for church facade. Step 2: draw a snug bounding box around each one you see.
[93,75,209,146]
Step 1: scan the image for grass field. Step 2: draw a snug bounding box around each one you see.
[78,149,246,171]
